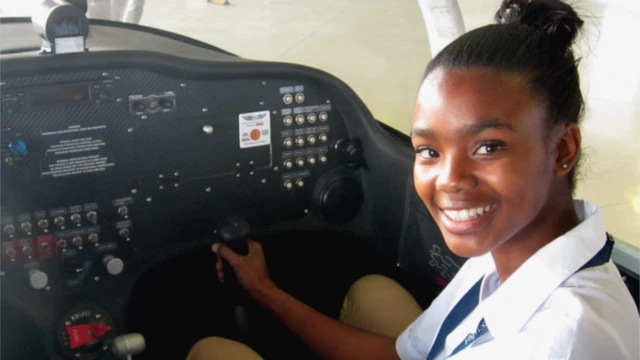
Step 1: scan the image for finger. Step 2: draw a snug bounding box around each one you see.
[216,257,223,272]
[212,243,243,267]
[247,239,263,253]
[217,270,224,283]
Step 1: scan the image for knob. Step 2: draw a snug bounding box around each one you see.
[72,236,83,247]
[319,154,328,163]
[307,135,317,145]
[295,136,305,147]
[86,211,98,224]
[119,228,130,239]
[283,116,293,126]
[112,334,146,357]
[159,99,173,109]
[295,93,305,103]
[57,239,67,249]
[8,139,28,157]
[131,101,145,112]
[319,133,328,143]
[307,113,317,123]
[70,213,82,224]
[54,216,65,227]
[319,112,329,122]
[21,222,32,233]
[295,115,305,125]
[283,180,293,190]
[88,233,99,244]
[5,246,17,259]
[29,269,48,290]
[103,255,124,275]
[308,156,317,165]
[3,224,15,235]
[38,219,49,230]
[296,158,305,168]
[41,242,51,253]
[203,125,214,134]
[283,138,294,148]
[22,244,33,257]
[117,206,129,217]
[283,159,294,170]
[296,179,305,188]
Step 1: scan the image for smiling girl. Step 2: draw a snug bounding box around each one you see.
[191,0,639,359]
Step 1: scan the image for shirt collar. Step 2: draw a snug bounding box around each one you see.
[480,200,607,339]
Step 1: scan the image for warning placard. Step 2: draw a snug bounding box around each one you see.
[239,111,271,149]
[40,124,115,179]
[41,154,115,178]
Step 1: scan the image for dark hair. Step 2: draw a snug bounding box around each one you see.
[424,0,585,190]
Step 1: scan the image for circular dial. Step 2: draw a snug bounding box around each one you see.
[57,305,116,360]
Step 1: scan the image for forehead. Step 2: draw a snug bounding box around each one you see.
[414,68,544,128]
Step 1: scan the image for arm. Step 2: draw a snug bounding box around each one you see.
[213,241,400,360]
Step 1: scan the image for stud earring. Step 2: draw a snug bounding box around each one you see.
[562,164,568,169]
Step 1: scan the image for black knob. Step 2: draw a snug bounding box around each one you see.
[131,101,145,112]
[217,217,250,256]
[159,99,173,109]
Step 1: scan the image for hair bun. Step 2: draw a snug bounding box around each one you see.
[495,0,584,52]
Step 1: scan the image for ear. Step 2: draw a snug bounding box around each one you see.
[554,123,581,176]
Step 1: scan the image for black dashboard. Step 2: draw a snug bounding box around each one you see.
[0,17,453,360]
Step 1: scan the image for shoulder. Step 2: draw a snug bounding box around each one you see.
[524,263,639,359]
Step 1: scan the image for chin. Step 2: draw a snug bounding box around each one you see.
[442,234,491,259]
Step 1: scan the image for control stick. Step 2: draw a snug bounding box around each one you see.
[216,217,251,341]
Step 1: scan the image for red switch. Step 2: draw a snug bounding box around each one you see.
[66,322,112,349]
[17,238,36,260]
[36,235,58,260]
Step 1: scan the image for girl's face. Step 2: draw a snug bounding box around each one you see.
[411,67,562,258]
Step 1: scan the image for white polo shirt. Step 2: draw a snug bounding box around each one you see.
[396,200,639,360]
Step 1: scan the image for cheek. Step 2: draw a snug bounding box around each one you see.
[413,163,435,205]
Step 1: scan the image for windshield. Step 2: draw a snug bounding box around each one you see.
[1,0,639,249]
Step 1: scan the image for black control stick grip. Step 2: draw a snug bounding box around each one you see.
[217,217,250,255]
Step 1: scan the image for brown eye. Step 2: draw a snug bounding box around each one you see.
[475,142,505,155]
[416,147,439,160]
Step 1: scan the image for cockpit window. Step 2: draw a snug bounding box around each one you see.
[0,0,428,135]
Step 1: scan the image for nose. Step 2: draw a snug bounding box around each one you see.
[435,155,476,193]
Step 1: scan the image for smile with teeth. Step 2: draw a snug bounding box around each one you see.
[442,204,496,222]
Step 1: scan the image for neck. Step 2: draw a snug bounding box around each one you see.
[491,196,579,284]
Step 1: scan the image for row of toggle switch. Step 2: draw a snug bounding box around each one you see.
[282,93,306,105]
[283,134,328,148]
[283,112,328,127]
[283,178,306,190]
[3,211,99,236]
[283,154,328,170]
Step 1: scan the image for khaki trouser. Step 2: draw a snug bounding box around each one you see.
[186,275,422,360]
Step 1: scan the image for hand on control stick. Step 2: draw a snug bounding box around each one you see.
[212,240,276,296]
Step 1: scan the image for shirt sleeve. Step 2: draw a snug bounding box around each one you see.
[396,324,423,360]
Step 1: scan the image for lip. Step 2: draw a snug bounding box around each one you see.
[438,204,497,235]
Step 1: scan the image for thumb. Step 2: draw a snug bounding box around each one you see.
[212,243,243,266]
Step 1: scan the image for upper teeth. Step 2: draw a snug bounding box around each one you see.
[444,205,494,222]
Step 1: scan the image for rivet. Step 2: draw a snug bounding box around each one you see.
[146,197,152,202]
[131,189,138,194]
[236,173,241,178]
[206,187,212,192]
[127,128,134,132]
[181,83,187,87]
[174,183,179,187]
[203,108,209,112]
[141,115,148,120]
[94,276,100,281]
[261,179,267,184]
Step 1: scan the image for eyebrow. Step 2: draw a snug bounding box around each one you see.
[410,118,514,139]
[464,118,514,135]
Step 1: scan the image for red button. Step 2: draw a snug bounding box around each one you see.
[250,129,261,141]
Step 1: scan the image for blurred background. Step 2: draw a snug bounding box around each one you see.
[1,0,638,249]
